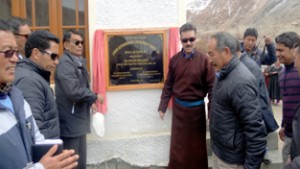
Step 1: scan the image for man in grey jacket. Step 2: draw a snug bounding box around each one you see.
[207,32,267,169]
[0,19,78,169]
[14,30,60,139]
[55,30,103,169]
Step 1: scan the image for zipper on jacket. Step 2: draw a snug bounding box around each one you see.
[71,103,75,114]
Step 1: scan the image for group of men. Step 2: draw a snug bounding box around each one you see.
[0,17,103,169]
[1,15,300,169]
[158,23,300,169]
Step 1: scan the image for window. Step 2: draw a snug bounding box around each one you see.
[1,0,90,82]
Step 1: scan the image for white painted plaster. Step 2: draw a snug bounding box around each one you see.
[87,0,186,166]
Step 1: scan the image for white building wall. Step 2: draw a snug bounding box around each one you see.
[87,0,186,166]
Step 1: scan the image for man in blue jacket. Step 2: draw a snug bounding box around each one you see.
[0,19,78,169]
[208,32,267,169]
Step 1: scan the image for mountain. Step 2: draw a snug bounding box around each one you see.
[188,0,300,39]
[187,0,211,13]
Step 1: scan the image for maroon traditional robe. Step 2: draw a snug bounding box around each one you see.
[158,50,215,169]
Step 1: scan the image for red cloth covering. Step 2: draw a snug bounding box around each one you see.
[92,30,107,113]
[167,27,180,109]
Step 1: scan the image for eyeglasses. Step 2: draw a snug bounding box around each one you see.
[39,50,59,61]
[14,33,30,39]
[74,40,84,46]
[0,49,19,58]
[181,37,196,43]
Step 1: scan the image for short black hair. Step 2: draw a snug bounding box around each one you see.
[6,16,27,34]
[0,19,12,32]
[243,28,258,39]
[275,32,299,49]
[25,30,60,58]
[294,43,300,54]
[63,29,83,43]
[179,23,197,35]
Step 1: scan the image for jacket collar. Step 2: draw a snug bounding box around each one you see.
[284,62,294,71]
[217,55,239,80]
[0,86,22,114]
[17,58,51,83]
[64,51,86,67]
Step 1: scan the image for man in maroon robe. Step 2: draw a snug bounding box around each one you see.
[158,23,215,169]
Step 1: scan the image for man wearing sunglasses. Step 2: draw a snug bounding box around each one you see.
[14,30,60,140]
[55,30,104,169]
[6,17,31,60]
[158,23,215,169]
[0,20,79,169]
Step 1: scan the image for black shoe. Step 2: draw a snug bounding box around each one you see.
[263,155,272,165]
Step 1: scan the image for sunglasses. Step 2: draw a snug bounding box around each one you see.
[74,40,84,46]
[0,49,19,58]
[181,37,196,43]
[14,33,30,39]
[39,50,59,61]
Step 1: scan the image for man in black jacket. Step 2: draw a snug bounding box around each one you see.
[207,32,267,169]
[55,30,103,169]
[14,30,60,139]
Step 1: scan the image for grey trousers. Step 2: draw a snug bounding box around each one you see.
[212,153,244,169]
[282,136,292,166]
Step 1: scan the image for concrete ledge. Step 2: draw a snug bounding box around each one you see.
[87,132,170,167]
[87,150,282,169]
[87,158,166,169]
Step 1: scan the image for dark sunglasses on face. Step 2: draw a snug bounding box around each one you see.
[14,33,30,39]
[181,37,196,43]
[74,40,84,46]
[0,49,19,58]
[39,50,59,61]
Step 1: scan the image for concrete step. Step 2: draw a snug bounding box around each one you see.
[87,150,282,169]
[206,131,279,155]
[86,130,279,168]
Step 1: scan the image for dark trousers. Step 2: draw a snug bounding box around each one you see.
[61,135,87,169]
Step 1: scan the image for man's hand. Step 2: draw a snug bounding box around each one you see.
[159,111,165,120]
[97,94,104,104]
[279,127,285,141]
[39,144,79,169]
[264,35,272,45]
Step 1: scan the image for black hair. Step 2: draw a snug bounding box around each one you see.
[243,28,258,39]
[0,19,12,32]
[179,23,197,35]
[25,30,60,58]
[294,43,300,54]
[275,32,299,49]
[6,16,27,34]
[63,29,83,43]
